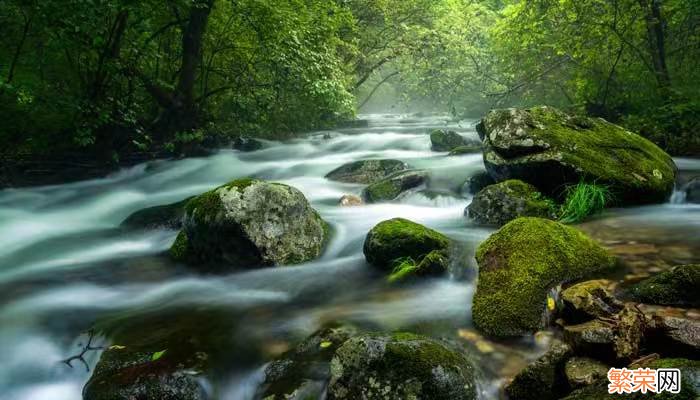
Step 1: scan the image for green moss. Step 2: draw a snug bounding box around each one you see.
[528,107,676,202]
[364,218,450,271]
[629,264,700,307]
[387,257,419,283]
[473,217,616,337]
[482,107,677,204]
[430,129,466,151]
[330,333,476,400]
[169,231,191,262]
[363,179,399,202]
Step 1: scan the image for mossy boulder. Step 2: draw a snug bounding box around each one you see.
[477,106,677,204]
[120,197,193,230]
[327,332,477,400]
[171,178,328,269]
[363,218,450,271]
[629,264,700,307]
[256,324,358,400]
[504,341,573,400]
[473,217,616,337]
[466,179,556,226]
[430,129,471,151]
[325,159,408,184]
[362,170,428,203]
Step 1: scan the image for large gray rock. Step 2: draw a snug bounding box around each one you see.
[327,332,477,400]
[477,106,677,204]
[466,179,556,226]
[325,159,408,184]
[170,179,328,269]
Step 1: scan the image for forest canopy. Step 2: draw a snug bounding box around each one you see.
[1,0,699,162]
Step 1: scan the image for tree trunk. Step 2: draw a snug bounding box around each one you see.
[146,0,215,138]
[638,0,671,92]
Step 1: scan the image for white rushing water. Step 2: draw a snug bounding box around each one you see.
[0,114,699,400]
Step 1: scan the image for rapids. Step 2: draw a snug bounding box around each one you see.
[0,114,698,400]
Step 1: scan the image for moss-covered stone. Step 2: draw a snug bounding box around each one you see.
[466,179,557,226]
[363,218,450,271]
[387,249,450,283]
[120,197,193,230]
[171,178,328,270]
[561,279,623,322]
[362,170,428,203]
[473,217,616,337]
[629,264,700,307]
[325,159,408,184]
[478,106,677,204]
[430,129,470,151]
[505,341,573,400]
[327,332,477,400]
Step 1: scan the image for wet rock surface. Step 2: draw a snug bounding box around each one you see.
[325,159,409,184]
[466,179,556,226]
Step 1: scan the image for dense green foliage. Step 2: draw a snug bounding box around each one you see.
[1,0,698,162]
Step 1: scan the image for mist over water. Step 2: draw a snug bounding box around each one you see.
[0,114,698,400]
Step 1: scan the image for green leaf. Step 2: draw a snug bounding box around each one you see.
[151,350,167,361]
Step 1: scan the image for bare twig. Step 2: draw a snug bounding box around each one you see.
[61,330,104,372]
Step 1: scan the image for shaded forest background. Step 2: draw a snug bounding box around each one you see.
[1,0,699,168]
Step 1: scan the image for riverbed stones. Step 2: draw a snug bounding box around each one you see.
[466,179,556,226]
[477,106,677,204]
[362,169,429,202]
[629,264,700,307]
[327,332,477,400]
[170,178,328,269]
[448,144,482,155]
[504,341,573,400]
[472,217,616,337]
[325,159,408,184]
[363,218,450,272]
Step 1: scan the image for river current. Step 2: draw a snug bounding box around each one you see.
[0,114,698,399]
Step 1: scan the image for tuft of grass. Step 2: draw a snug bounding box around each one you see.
[558,182,612,223]
[387,257,419,283]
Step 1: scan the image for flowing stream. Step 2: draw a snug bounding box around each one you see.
[0,114,699,400]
